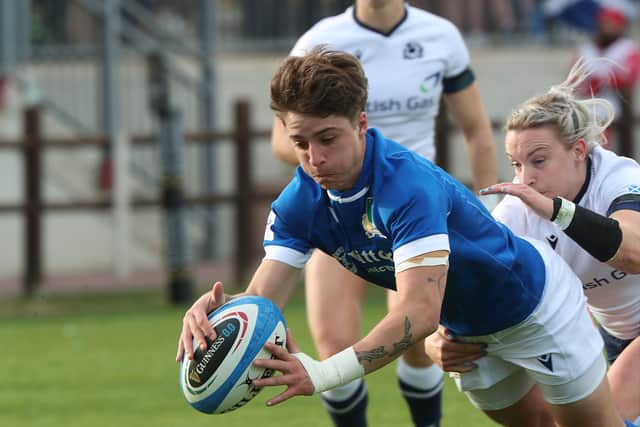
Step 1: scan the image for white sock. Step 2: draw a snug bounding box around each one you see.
[396,357,443,391]
[321,378,363,401]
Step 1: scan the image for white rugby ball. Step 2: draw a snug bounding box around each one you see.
[179,295,287,414]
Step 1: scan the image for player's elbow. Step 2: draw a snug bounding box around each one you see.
[610,244,640,274]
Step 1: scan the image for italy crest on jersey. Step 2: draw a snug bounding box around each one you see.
[362,198,386,239]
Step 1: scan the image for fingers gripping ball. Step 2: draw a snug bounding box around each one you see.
[179,296,287,414]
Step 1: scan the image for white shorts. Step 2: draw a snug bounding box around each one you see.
[450,238,605,410]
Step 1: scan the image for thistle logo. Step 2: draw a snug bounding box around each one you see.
[403,41,423,59]
[362,198,386,239]
[420,72,441,94]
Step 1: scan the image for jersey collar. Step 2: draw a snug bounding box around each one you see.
[326,129,376,203]
[351,4,408,37]
[573,156,593,204]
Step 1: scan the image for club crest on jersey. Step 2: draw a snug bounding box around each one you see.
[362,198,386,239]
[403,42,423,59]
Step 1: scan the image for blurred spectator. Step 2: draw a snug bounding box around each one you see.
[438,0,538,44]
[572,6,640,149]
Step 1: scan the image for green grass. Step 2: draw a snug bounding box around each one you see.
[0,286,498,427]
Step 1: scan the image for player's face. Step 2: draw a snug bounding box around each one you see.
[505,126,588,200]
[283,112,367,191]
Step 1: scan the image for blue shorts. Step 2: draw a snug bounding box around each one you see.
[598,324,634,364]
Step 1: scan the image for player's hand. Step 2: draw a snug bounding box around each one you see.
[424,326,486,373]
[479,182,555,220]
[252,329,315,406]
[176,281,226,362]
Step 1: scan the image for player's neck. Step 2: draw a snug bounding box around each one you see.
[355,1,405,34]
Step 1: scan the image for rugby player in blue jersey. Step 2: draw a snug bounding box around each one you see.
[177,48,634,427]
[271,2,496,426]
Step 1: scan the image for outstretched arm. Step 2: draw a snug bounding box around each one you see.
[176,259,300,362]
[252,251,449,406]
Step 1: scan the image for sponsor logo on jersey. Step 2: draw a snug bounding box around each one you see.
[403,41,423,59]
[583,269,628,290]
[362,198,387,239]
[545,234,558,249]
[420,72,441,93]
[536,353,554,372]
[331,246,394,275]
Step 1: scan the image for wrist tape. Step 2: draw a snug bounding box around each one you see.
[291,347,364,393]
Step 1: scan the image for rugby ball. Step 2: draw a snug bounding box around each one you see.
[179,295,287,414]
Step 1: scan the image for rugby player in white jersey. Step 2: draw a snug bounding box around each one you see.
[425,59,640,424]
[178,48,636,427]
[270,1,496,425]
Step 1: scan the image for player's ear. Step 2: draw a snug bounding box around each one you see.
[573,138,587,161]
[357,112,367,136]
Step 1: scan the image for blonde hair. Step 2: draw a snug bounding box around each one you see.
[505,58,615,151]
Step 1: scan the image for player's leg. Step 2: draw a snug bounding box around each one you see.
[541,357,628,427]
[305,250,369,427]
[607,336,640,421]
[466,370,555,426]
[387,289,444,427]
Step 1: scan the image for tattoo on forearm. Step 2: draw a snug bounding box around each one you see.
[356,316,413,363]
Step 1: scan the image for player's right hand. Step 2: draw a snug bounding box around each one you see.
[176,281,226,362]
[424,325,487,373]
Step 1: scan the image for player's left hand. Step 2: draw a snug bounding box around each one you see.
[252,329,315,406]
[480,182,555,220]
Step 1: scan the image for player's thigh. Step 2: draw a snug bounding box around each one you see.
[305,250,368,358]
[475,374,554,427]
[541,355,624,427]
[608,336,640,421]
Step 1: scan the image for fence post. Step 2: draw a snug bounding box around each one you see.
[234,99,251,287]
[618,87,634,159]
[23,106,42,297]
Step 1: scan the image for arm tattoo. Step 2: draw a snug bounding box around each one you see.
[356,317,413,364]
[426,270,447,295]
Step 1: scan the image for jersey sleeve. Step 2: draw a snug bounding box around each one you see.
[381,173,451,266]
[442,21,471,80]
[262,209,313,268]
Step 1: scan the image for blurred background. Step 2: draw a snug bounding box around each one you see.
[0,0,638,301]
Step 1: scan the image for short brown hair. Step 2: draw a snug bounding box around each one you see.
[270,47,368,122]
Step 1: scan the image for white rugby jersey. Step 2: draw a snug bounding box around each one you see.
[291,5,472,161]
[493,145,640,339]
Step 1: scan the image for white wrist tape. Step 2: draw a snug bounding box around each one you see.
[291,347,364,393]
[396,255,449,273]
[553,197,576,230]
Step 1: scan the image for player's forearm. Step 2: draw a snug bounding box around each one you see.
[353,310,438,374]
[465,128,497,191]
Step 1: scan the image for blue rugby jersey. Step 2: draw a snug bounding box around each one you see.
[263,129,545,336]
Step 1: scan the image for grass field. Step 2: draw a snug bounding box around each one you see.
[0,285,499,427]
